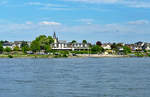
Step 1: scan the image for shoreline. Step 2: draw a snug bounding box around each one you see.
[0,54,142,58]
[76,54,129,58]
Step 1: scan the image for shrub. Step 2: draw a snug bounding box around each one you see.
[8,55,13,58]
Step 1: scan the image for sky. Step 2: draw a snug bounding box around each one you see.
[0,0,150,43]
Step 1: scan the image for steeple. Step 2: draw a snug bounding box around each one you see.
[53,32,58,44]
[53,32,56,39]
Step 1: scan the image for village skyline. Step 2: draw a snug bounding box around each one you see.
[0,31,150,44]
[1,33,150,44]
[0,33,150,58]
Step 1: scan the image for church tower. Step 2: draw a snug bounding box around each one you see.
[53,32,58,44]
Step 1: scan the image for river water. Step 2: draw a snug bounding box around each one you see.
[0,58,150,97]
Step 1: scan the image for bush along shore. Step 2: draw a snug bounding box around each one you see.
[0,51,150,58]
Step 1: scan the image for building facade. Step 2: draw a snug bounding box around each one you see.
[51,32,89,51]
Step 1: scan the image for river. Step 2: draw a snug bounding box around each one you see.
[0,58,150,97]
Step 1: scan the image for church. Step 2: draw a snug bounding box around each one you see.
[51,32,89,51]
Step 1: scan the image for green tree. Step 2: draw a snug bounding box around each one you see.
[72,40,77,43]
[13,46,20,51]
[21,41,30,53]
[82,40,87,44]
[36,35,54,50]
[91,45,104,54]
[111,43,119,52]
[30,40,40,52]
[31,35,54,52]
[123,46,131,54]
[48,36,54,44]
[4,47,11,52]
[96,41,102,46]
[0,40,8,44]
[44,45,51,53]
[0,42,3,53]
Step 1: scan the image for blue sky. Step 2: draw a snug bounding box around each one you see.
[0,0,150,43]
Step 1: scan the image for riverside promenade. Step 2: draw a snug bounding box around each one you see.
[76,54,129,58]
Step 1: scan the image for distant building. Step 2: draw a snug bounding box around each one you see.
[3,42,14,49]
[51,32,89,51]
[14,41,24,48]
[135,41,145,47]
[142,43,150,51]
[129,42,148,51]
[102,43,111,50]
[3,41,31,50]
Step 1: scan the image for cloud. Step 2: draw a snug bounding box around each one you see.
[64,0,120,4]
[64,0,150,8]
[0,20,149,34]
[121,1,150,8]
[0,20,149,35]
[26,2,61,7]
[0,1,8,6]
[77,19,94,24]
[39,21,61,25]
[26,2,68,10]
[0,20,150,42]
[128,20,149,25]
[26,21,33,25]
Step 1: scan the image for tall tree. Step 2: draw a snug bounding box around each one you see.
[123,46,131,54]
[82,40,87,44]
[91,45,104,54]
[30,40,40,52]
[72,40,77,43]
[96,41,102,46]
[31,35,54,52]
[0,43,3,53]
[21,41,30,53]
[111,43,118,50]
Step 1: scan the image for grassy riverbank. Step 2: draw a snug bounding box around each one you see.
[0,54,53,58]
[0,53,148,58]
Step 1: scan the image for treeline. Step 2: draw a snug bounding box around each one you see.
[88,41,131,55]
[0,35,54,54]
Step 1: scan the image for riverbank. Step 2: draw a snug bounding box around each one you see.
[76,54,129,58]
[0,54,130,58]
[0,54,53,58]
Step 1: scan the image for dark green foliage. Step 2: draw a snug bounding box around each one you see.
[111,43,118,51]
[44,45,51,53]
[123,46,131,54]
[8,55,13,58]
[0,42,3,53]
[72,40,77,43]
[82,40,87,44]
[96,41,102,46]
[91,45,104,54]
[21,41,30,53]
[31,35,54,52]
[53,51,69,58]
[31,40,40,52]
[4,47,11,52]
[0,40,8,44]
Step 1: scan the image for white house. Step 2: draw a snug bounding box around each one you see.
[52,32,89,51]
[3,42,14,50]
[142,43,150,50]
[102,43,111,50]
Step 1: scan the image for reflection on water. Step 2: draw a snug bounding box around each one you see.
[0,58,150,97]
